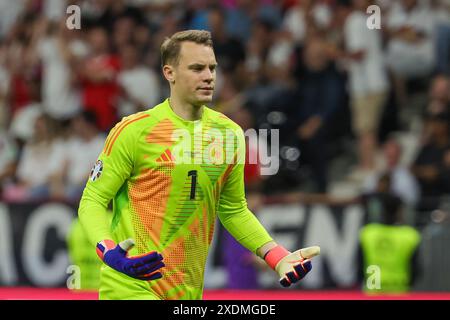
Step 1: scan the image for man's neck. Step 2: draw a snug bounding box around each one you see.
[168,96,203,121]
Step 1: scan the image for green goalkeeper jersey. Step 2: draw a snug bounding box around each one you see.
[78,99,273,299]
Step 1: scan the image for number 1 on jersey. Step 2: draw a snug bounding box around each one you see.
[188,170,197,200]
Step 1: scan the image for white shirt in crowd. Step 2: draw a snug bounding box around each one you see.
[16,139,65,188]
[282,3,332,44]
[9,103,43,142]
[344,11,389,96]
[37,37,88,120]
[57,134,105,187]
[117,65,160,116]
[385,1,435,77]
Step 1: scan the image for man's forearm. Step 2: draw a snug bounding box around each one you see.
[78,195,113,246]
[218,207,273,254]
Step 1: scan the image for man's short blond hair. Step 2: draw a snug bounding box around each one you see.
[160,30,213,67]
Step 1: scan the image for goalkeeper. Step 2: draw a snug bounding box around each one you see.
[78,30,320,300]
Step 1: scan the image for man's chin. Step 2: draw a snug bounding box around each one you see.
[196,95,213,104]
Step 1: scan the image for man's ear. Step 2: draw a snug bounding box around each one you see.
[163,64,175,84]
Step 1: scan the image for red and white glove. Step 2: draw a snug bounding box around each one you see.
[264,245,320,287]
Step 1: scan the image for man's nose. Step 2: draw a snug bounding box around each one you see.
[202,69,214,82]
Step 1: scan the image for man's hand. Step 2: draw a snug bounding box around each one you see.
[264,245,320,287]
[96,239,165,281]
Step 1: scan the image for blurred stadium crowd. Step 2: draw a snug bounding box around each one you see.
[0,0,449,227]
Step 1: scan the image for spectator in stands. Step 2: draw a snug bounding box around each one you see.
[242,16,299,120]
[79,25,121,131]
[208,5,246,75]
[244,17,276,88]
[241,17,293,119]
[385,0,435,107]
[33,17,88,121]
[117,43,160,117]
[5,113,64,200]
[411,110,450,211]
[266,27,298,87]
[4,26,41,119]
[363,137,420,207]
[293,37,345,192]
[6,18,44,148]
[281,0,332,46]
[342,0,389,178]
[50,110,105,201]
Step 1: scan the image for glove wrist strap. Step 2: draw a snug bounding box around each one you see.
[264,245,290,270]
[96,239,116,260]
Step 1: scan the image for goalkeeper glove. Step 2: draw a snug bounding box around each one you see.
[96,238,165,281]
[264,245,320,287]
